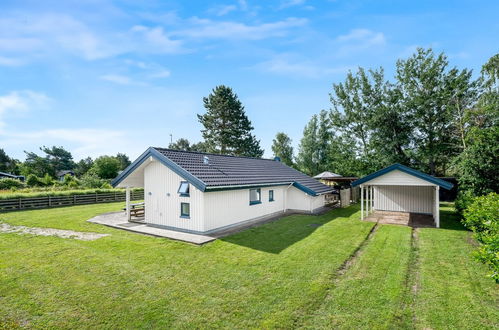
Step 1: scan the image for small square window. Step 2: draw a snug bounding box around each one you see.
[269,190,274,202]
[249,188,261,205]
[178,181,190,197]
[180,203,190,218]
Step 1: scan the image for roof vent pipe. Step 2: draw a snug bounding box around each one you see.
[273,156,281,162]
[203,156,210,165]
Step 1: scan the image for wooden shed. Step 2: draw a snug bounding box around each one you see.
[351,164,453,228]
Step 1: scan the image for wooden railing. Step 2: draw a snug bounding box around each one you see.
[0,190,144,212]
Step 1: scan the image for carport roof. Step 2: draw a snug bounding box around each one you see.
[351,163,454,190]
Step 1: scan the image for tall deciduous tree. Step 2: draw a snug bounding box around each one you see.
[396,48,474,175]
[271,132,294,166]
[296,110,331,175]
[91,156,121,179]
[168,138,192,151]
[74,157,93,177]
[198,85,263,157]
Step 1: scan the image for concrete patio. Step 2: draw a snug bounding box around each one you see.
[87,212,216,245]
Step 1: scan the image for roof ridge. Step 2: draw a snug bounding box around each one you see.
[153,147,276,162]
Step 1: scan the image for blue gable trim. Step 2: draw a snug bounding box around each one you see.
[111,147,207,191]
[292,182,319,196]
[351,163,454,190]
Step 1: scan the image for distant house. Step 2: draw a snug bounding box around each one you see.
[56,170,75,181]
[0,171,25,182]
[314,171,358,187]
[112,148,335,235]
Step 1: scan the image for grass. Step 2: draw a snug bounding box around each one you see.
[0,188,143,199]
[0,202,497,329]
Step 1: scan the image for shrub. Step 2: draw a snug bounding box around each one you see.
[0,178,25,190]
[80,173,106,189]
[463,193,499,282]
[26,174,44,187]
[455,190,476,216]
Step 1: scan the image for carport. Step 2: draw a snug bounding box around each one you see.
[351,164,453,228]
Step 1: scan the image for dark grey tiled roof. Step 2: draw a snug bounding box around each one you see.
[154,148,334,195]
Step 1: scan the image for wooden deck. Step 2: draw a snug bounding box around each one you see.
[365,211,435,228]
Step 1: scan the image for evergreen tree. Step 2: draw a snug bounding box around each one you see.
[41,146,75,172]
[74,157,94,177]
[168,138,192,151]
[0,149,13,172]
[198,85,264,157]
[271,132,294,166]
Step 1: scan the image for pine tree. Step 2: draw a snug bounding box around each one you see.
[271,132,294,166]
[198,85,263,157]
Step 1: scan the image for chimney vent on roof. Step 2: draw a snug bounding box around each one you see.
[273,156,281,162]
[203,156,210,165]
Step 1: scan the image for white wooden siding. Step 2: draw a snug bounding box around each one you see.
[203,186,286,232]
[366,170,437,186]
[286,187,312,211]
[144,160,204,232]
[374,186,433,214]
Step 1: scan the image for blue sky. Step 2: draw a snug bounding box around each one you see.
[0,0,498,161]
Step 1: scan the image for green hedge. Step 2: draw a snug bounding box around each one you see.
[0,188,144,200]
[462,192,499,282]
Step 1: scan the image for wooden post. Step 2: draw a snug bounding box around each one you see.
[125,186,131,222]
[48,196,51,207]
[435,186,440,228]
[18,198,22,210]
[74,195,76,205]
[361,185,364,220]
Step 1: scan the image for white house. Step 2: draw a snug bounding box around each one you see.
[112,147,335,234]
[351,164,453,227]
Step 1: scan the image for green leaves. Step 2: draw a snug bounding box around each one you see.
[198,85,263,157]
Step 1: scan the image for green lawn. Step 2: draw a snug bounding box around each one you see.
[0,202,497,329]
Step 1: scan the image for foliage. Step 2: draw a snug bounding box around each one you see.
[26,174,45,187]
[0,178,25,190]
[168,138,192,151]
[454,190,476,216]
[271,132,294,166]
[41,146,75,172]
[0,188,143,200]
[91,156,121,179]
[198,85,263,157]
[74,157,94,177]
[454,126,499,195]
[79,173,108,188]
[462,193,499,281]
[115,153,131,171]
[0,149,19,174]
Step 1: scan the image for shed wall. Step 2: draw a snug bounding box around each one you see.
[374,186,434,214]
[366,169,437,186]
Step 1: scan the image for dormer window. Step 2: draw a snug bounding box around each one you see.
[178,181,190,197]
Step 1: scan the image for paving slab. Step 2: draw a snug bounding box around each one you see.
[87,212,215,245]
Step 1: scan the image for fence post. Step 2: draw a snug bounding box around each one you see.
[74,195,76,205]
[114,191,117,201]
[48,196,51,207]
[95,193,98,203]
[19,198,22,210]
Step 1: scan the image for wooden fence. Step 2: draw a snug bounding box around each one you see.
[0,190,144,212]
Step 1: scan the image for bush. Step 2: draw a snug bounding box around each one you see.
[455,190,476,216]
[26,174,44,187]
[0,178,25,190]
[462,193,499,282]
[80,173,107,189]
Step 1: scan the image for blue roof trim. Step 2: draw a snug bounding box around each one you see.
[111,147,207,191]
[351,163,454,190]
[293,182,319,196]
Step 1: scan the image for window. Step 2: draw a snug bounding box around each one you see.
[249,188,261,205]
[269,190,274,202]
[180,203,190,218]
[178,181,190,197]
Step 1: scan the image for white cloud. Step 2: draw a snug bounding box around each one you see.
[255,57,351,78]
[130,25,184,54]
[0,56,24,67]
[176,17,307,40]
[100,74,133,85]
[279,0,307,9]
[335,29,386,56]
[148,70,171,78]
[1,128,135,160]
[211,5,238,16]
[0,91,50,130]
